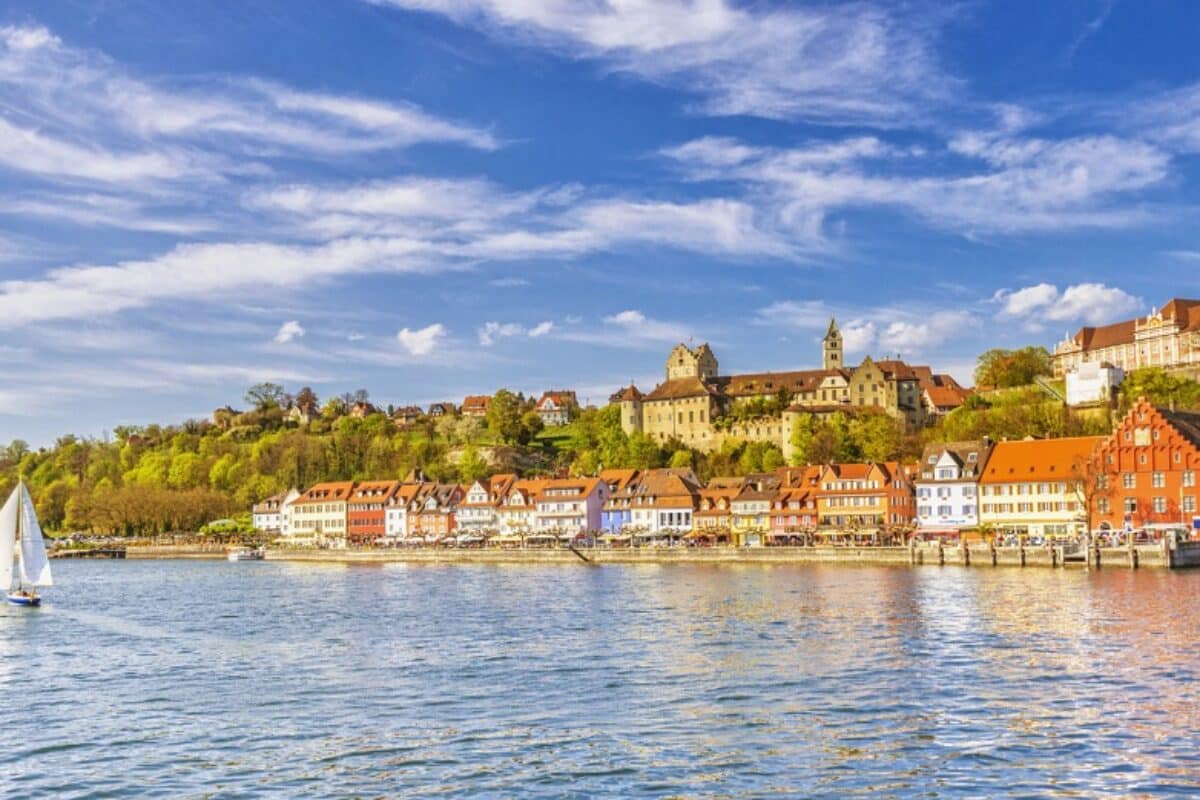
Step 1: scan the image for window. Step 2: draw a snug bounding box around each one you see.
[1185,496,1197,513]
[1124,498,1138,514]
[1152,472,1166,489]
[1123,473,1136,489]
[1097,497,1110,514]
[1097,474,1108,490]
[937,505,952,516]
[1153,497,1167,514]
[968,453,978,462]
[1184,471,1195,488]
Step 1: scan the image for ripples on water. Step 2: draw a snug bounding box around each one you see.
[2,561,1199,798]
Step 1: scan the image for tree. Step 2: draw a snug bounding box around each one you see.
[244,382,286,411]
[669,449,694,469]
[295,386,319,411]
[458,445,490,482]
[974,346,1052,388]
[486,389,524,444]
[849,411,903,462]
[1119,368,1200,412]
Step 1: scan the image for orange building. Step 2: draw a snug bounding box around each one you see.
[1094,399,1200,531]
[815,462,916,533]
[347,480,400,545]
[978,436,1104,539]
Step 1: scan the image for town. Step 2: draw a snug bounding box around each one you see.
[250,299,1200,549]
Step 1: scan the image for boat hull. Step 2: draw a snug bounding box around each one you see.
[6,593,40,607]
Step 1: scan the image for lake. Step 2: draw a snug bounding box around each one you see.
[3,560,1199,797]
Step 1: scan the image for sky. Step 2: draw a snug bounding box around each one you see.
[1,0,1198,446]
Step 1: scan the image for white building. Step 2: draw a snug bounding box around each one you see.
[385,484,421,540]
[252,489,298,533]
[914,440,992,535]
[533,477,609,535]
[626,469,702,533]
[1065,361,1124,407]
[455,474,516,534]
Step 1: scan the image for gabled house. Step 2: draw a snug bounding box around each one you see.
[385,482,423,540]
[347,480,400,545]
[348,401,378,419]
[816,462,916,535]
[626,468,703,534]
[461,395,492,418]
[427,402,456,418]
[770,487,817,537]
[497,479,547,536]
[693,477,744,538]
[1092,398,1200,532]
[289,481,356,547]
[408,483,464,540]
[599,469,641,532]
[252,488,300,533]
[391,406,423,426]
[533,477,609,536]
[455,473,517,533]
[536,390,577,427]
[915,439,993,536]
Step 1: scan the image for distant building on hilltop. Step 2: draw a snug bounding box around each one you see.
[1053,298,1200,377]
[617,320,958,453]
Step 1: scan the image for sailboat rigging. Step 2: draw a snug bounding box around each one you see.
[2,482,53,606]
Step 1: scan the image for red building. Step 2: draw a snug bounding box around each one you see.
[347,480,400,545]
[1094,399,1200,532]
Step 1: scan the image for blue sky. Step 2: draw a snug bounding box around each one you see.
[1,0,1198,445]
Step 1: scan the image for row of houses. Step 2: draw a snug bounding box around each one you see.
[280,389,579,429]
[917,399,1200,539]
[253,398,1200,547]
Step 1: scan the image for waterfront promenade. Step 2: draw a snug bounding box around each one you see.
[119,539,1200,569]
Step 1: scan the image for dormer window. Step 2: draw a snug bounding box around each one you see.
[967,453,977,462]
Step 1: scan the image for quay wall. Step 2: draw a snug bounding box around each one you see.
[107,542,1189,568]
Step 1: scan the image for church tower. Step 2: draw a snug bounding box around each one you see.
[822,318,843,370]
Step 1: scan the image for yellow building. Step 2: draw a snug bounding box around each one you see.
[1053,297,1200,376]
[289,481,355,547]
[978,437,1104,540]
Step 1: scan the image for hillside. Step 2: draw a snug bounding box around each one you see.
[4,368,1198,536]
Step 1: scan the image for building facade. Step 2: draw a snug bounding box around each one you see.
[978,437,1104,540]
[289,481,355,547]
[1053,298,1200,376]
[347,480,399,545]
[914,440,992,535]
[1092,399,1200,531]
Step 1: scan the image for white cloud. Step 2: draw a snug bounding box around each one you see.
[488,277,530,287]
[397,323,446,356]
[603,309,691,343]
[374,1,948,126]
[478,319,556,345]
[0,23,495,192]
[273,320,306,343]
[0,237,433,328]
[879,310,974,352]
[994,282,1142,326]
[840,321,878,355]
[663,128,1170,236]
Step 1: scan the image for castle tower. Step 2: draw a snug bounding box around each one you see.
[666,343,719,381]
[822,318,843,370]
[617,384,644,435]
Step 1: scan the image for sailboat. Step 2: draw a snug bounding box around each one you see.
[1,482,53,606]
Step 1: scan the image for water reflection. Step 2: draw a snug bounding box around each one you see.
[2,561,1198,797]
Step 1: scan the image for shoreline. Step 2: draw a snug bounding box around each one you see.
[113,543,1189,569]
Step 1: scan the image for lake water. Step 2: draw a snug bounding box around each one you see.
[3,560,1200,798]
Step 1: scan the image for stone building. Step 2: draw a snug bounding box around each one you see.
[617,320,943,455]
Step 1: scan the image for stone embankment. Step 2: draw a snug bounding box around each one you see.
[108,538,1200,568]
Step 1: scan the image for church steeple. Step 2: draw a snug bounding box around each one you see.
[822,318,843,370]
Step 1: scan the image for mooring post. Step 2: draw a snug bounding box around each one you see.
[1019,545,1026,567]
[961,541,970,567]
[909,538,917,565]
[990,542,997,566]
[1051,546,1059,568]
[937,541,945,566]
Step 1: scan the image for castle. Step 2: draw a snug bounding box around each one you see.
[616,320,965,455]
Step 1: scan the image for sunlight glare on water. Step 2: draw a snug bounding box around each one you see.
[3,561,1199,798]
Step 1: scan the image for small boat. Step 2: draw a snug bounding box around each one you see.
[227,547,265,562]
[2,482,53,607]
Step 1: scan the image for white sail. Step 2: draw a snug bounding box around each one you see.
[0,487,17,591]
[18,485,52,587]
